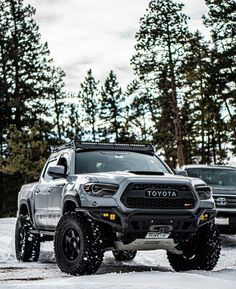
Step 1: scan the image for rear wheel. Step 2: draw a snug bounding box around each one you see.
[54,212,104,275]
[167,222,221,271]
[112,250,137,261]
[15,214,40,262]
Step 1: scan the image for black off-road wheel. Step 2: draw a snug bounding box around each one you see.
[15,214,40,262]
[167,222,221,271]
[54,212,104,275]
[112,250,137,261]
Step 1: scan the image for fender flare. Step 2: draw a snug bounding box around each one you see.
[19,200,34,225]
[62,193,81,214]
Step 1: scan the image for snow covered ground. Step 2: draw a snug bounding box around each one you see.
[0,218,236,289]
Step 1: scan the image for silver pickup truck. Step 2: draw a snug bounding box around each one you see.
[15,142,221,275]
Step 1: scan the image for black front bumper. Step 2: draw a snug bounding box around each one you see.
[78,207,217,242]
[216,211,236,234]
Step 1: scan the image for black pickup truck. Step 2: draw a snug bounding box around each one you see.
[184,164,236,234]
[15,142,221,275]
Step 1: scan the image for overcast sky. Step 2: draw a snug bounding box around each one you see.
[27,0,209,92]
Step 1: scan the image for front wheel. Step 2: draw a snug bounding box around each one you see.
[54,212,104,275]
[167,222,221,271]
[112,250,137,261]
[15,214,40,262]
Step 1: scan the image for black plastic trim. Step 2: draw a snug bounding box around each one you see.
[75,207,217,236]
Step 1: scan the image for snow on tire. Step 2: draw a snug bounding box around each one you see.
[54,212,104,275]
[167,221,221,271]
[15,214,40,262]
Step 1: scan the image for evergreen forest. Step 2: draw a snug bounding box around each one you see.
[0,0,235,216]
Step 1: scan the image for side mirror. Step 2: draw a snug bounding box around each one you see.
[48,165,66,178]
[174,169,188,177]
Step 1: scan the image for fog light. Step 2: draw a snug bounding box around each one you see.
[200,213,209,221]
[102,212,116,221]
[110,214,116,220]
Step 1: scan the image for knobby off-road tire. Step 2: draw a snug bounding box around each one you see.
[54,212,104,275]
[112,250,137,261]
[167,222,221,271]
[15,214,40,262]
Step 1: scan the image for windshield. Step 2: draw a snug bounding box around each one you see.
[186,168,236,187]
[75,150,170,174]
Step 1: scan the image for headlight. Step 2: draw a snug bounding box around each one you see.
[195,186,212,200]
[83,183,119,197]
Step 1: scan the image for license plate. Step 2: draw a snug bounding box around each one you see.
[145,232,170,239]
[215,217,229,225]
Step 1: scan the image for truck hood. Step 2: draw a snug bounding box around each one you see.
[73,171,205,186]
[212,186,236,195]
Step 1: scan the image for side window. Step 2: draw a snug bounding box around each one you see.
[58,153,70,175]
[43,159,58,182]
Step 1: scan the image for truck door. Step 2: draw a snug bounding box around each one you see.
[34,158,58,228]
[47,153,70,228]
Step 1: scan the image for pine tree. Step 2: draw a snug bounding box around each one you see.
[0,0,66,215]
[79,69,99,141]
[48,67,66,142]
[179,31,210,163]
[179,31,228,163]
[0,124,48,183]
[0,0,14,158]
[203,0,236,152]
[63,92,84,140]
[180,99,197,164]
[131,0,191,166]
[154,65,177,167]
[0,123,49,216]
[100,71,125,142]
[0,0,65,145]
[127,78,158,142]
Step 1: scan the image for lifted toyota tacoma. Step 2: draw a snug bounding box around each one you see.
[15,142,221,275]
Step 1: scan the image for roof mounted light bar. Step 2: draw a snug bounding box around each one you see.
[52,141,75,153]
[52,141,155,154]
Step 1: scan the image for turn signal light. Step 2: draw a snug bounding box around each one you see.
[184,202,193,208]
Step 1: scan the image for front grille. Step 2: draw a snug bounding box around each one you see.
[214,196,236,209]
[131,183,190,191]
[121,183,196,209]
[126,197,194,209]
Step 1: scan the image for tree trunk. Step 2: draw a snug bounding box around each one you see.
[0,44,8,158]
[10,2,21,129]
[166,37,185,166]
[54,94,61,141]
[207,126,210,163]
[212,131,216,164]
[92,114,96,142]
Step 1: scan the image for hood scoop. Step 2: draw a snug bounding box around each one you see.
[128,171,164,176]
